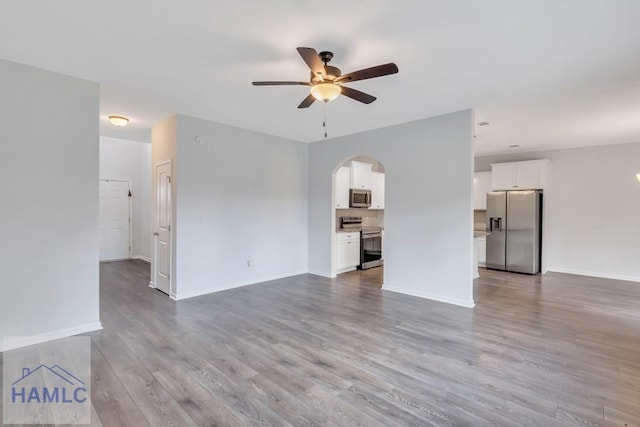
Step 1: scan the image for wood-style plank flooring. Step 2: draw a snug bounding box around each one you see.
[333,266,384,288]
[2,262,640,426]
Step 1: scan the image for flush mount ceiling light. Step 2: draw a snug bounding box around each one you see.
[636,173,640,183]
[310,83,342,102]
[108,115,129,127]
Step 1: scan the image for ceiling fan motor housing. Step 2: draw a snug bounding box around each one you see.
[319,51,334,63]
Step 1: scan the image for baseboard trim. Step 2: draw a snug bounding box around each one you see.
[334,267,357,275]
[132,255,151,263]
[148,281,155,288]
[308,270,335,279]
[383,285,475,308]
[174,270,308,301]
[546,267,640,283]
[1,322,103,352]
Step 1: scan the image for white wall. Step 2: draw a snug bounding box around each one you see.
[476,142,640,282]
[99,137,152,260]
[309,110,475,307]
[0,59,102,351]
[151,114,309,300]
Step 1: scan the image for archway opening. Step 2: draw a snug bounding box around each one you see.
[330,155,386,286]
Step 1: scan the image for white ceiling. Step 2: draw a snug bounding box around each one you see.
[1,1,639,154]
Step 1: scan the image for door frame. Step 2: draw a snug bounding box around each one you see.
[151,160,173,298]
[99,178,133,261]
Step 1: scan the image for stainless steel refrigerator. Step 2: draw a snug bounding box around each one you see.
[486,190,542,274]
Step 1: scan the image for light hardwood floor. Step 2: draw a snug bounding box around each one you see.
[2,262,639,426]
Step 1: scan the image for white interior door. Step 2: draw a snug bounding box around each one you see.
[99,180,131,261]
[154,162,172,295]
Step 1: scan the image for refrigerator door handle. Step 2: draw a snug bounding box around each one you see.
[489,217,503,232]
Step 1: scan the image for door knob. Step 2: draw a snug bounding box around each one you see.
[153,232,159,236]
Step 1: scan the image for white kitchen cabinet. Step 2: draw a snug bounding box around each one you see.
[335,166,350,209]
[473,235,486,278]
[491,163,517,190]
[473,171,491,210]
[473,239,480,279]
[369,171,385,210]
[350,161,372,190]
[516,161,543,189]
[336,232,361,273]
[491,160,548,190]
[491,165,511,190]
[477,236,486,266]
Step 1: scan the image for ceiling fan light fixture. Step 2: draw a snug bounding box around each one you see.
[108,115,129,127]
[310,83,341,102]
[252,47,398,108]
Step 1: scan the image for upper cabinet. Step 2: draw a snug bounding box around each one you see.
[350,161,372,189]
[335,160,385,210]
[370,171,385,210]
[335,166,350,209]
[473,171,491,210]
[491,160,549,190]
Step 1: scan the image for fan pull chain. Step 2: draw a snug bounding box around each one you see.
[323,102,328,139]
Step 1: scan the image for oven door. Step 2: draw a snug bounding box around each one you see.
[360,232,383,269]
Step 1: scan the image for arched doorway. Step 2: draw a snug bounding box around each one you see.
[330,156,385,284]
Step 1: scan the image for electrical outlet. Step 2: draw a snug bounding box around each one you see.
[247,260,251,267]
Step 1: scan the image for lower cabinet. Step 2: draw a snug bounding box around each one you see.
[476,236,486,266]
[336,232,361,273]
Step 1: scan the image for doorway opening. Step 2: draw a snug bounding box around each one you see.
[331,156,385,286]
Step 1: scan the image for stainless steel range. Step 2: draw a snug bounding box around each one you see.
[340,216,384,270]
[360,226,383,270]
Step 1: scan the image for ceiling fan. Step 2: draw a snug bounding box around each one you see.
[253,47,399,109]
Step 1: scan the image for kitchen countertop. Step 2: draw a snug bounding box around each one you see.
[474,230,489,238]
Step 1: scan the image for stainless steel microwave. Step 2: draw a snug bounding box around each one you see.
[349,189,371,208]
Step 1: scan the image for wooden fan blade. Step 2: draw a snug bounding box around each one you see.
[335,63,398,83]
[340,86,377,104]
[297,94,316,109]
[252,81,310,86]
[297,47,326,80]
